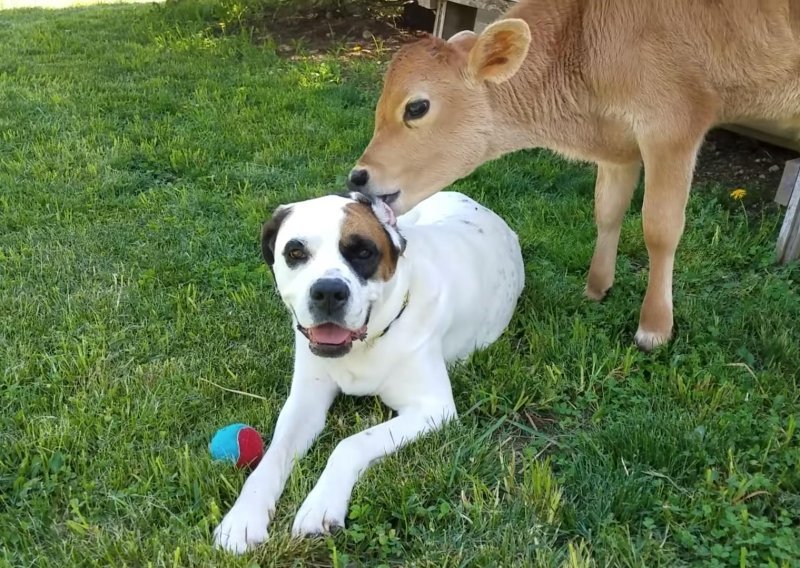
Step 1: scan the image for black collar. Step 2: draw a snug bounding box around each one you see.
[365,291,409,346]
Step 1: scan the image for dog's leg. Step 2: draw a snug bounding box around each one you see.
[290,407,454,536]
[635,134,703,351]
[586,161,641,301]
[213,366,338,554]
[291,358,456,536]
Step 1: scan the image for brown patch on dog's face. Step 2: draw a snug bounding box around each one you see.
[339,202,399,282]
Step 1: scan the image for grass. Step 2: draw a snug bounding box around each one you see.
[0,2,799,566]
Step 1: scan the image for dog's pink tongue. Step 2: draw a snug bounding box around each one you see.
[310,324,351,345]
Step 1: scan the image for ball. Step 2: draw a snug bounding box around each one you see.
[209,423,264,469]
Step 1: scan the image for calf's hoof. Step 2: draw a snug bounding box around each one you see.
[634,327,671,352]
[584,284,611,302]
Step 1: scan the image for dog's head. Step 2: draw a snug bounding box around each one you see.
[261,192,406,358]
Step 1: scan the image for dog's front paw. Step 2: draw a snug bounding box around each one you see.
[213,500,273,554]
[291,485,348,537]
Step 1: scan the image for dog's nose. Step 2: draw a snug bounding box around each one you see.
[347,168,369,191]
[309,278,350,314]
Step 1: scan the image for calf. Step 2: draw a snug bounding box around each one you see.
[349,0,800,350]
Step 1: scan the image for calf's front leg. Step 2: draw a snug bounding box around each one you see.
[635,135,703,351]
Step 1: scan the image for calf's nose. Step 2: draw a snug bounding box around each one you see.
[347,168,369,191]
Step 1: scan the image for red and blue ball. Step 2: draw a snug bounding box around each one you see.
[209,423,264,469]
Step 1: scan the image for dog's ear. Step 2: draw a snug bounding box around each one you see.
[371,201,406,256]
[261,205,292,266]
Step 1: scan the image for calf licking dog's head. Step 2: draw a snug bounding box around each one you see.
[347,19,531,214]
[261,193,405,358]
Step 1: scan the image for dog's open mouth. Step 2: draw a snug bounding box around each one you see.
[307,323,367,345]
[299,323,368,358]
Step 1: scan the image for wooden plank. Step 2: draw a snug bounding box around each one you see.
[434,0,478,39]
[723,124,800,153]
[776,160,800,264]
[776,158,800,207]
[431,0,516,38]
[451,0,515,11]
[474,7,502,33]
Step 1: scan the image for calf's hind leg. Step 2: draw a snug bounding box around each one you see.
[586,161,642,301]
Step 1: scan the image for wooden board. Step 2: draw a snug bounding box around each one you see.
[723,124,800,153]
[776,159,800,264]
[431,0,515,39]
[776,158,800,208]
[433,0,478,39]
[449,0,515,11]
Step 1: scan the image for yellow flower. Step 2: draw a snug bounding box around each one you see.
[730,188,747,201]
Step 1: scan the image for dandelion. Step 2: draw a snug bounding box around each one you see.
[730,188,747,201]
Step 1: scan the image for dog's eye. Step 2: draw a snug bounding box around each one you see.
[288,249,307,261]
[283,239,309,267]
[404,99,429,121]
[356,248,373,259]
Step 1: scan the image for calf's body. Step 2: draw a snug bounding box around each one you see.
[350,0,800,349]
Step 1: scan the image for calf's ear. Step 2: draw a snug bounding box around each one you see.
[467,18,531,84]
[447,29,478,54]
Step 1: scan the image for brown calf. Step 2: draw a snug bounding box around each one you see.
[348,0,800,350]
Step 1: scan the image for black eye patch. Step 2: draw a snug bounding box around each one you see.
[340,235,381,282]
[282,239,310,268]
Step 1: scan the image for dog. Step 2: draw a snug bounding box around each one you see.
[212,190,524,553]
[347,0,800,350]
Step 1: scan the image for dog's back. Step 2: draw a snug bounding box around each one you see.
[399,192,525,362]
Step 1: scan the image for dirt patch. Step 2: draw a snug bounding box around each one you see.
[695,128,798,210]
[252,2,433,59]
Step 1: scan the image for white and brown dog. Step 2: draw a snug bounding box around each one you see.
[213,190,524,554]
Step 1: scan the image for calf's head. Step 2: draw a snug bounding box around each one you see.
[348,19,531,214]
[261,193,405,358]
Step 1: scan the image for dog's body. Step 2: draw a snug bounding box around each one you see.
[347,0,800,350]
[213,191,524,553]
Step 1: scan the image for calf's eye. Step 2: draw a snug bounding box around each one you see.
[404,99,430,120]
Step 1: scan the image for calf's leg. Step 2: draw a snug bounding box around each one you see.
[634,134,704,351]
[586,161,642,301]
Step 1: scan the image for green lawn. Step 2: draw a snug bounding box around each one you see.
[1,3,799,566]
